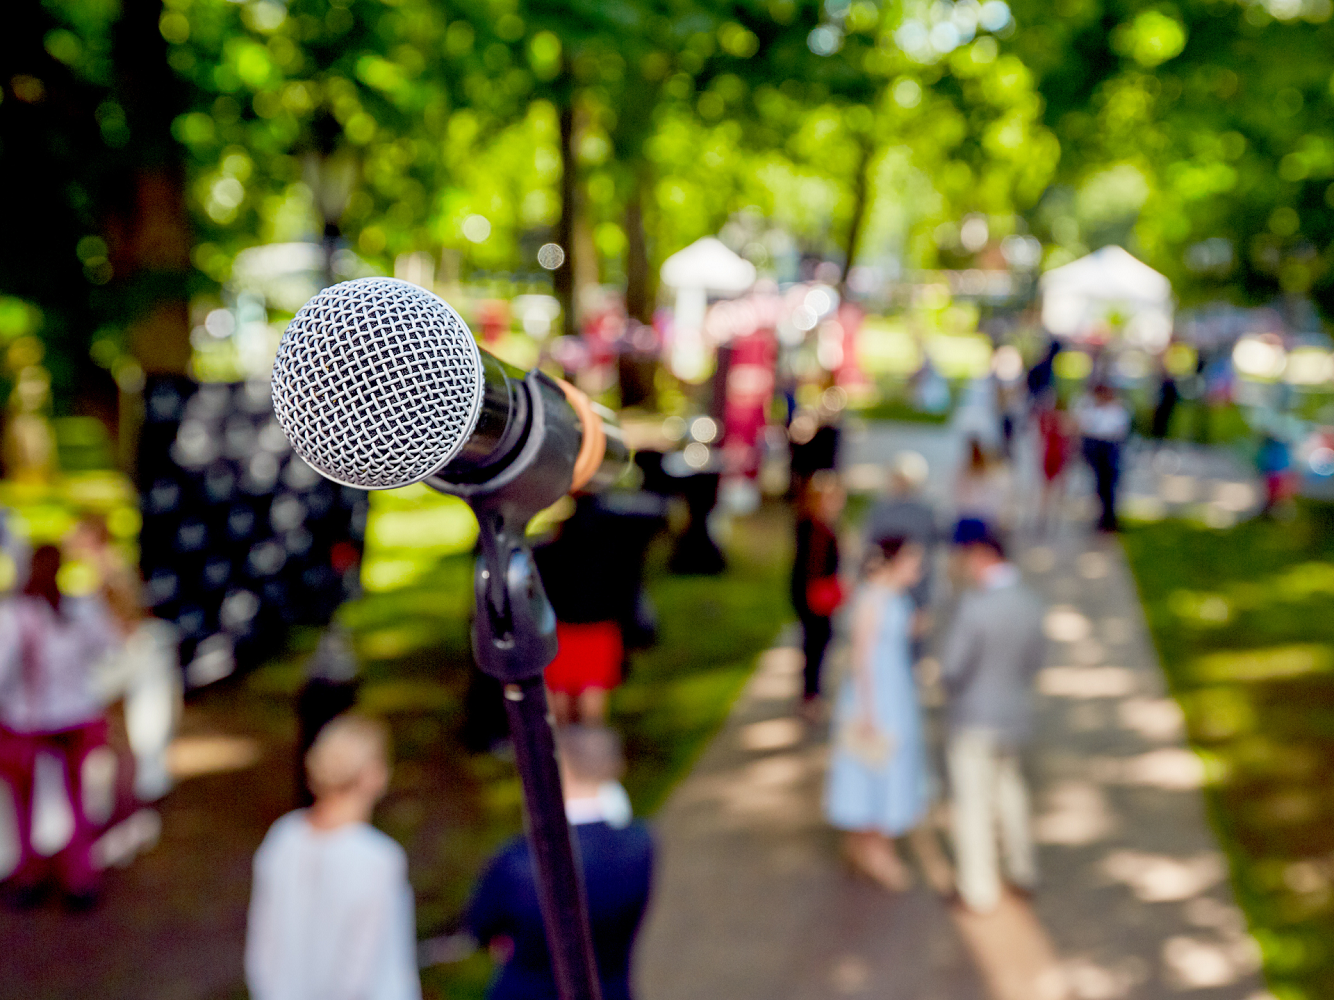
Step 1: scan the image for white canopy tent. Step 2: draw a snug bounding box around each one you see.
[660,237,757,294]
[1040,245,1174,351]
[660,238,756,382]
[231,242,377,314]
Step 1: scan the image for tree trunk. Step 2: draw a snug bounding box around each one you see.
[839,139,875,299]
[624,169,653,324]
[554,101,578,339]
[114,0,193,374]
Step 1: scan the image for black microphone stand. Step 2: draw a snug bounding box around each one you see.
[433,371,603,1000]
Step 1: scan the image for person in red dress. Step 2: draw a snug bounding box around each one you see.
[1036,395,1073,532]
[544,620,623,725]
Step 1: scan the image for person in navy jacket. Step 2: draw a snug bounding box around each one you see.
[466,725,653,1000]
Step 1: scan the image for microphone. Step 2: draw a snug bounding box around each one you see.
[271,276,619,1000]
[270,277,627,510]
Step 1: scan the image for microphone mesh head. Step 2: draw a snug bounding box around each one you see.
[271,277,484,489]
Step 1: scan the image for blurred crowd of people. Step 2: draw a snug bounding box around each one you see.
[792,460,1047,913]
[0,336,1202,996]
[245,712,652,1000]
[0,520,181,909]
[789,350,1142,913]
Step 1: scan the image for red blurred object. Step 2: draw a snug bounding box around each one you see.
[1265,471,1295,509]
[330,540,360,575]
[806,576,845,616]
[544,621,623,695]
[835,301,869,389]
[478,300,510,344]
[721,327,777,478]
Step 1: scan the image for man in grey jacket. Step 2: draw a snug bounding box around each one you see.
[940,531,1045,913]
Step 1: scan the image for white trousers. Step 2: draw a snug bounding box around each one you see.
[947,728,1036,913]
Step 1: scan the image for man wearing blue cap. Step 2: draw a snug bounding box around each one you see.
[941,530,1046,913]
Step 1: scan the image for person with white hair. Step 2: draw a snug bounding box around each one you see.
[864,451,938,612]
[245,714,421,1000]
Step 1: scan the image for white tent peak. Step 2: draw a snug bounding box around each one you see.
[1039,245,1170,303]
[660,237,756,295]
[1039,245,1174,348]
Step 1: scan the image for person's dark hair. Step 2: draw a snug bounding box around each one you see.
[878,535,909,562]
[966,437,989,473]
[864,534,910,577]
[24,545,62,615]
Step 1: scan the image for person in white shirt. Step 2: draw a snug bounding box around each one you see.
[0,544,119,906]
[1076,383,1131,532]
[246,714,421,1000]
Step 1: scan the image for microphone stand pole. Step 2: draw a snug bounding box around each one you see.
[471,511,603,1000]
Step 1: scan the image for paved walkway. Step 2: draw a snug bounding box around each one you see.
[638,421,1270,1000]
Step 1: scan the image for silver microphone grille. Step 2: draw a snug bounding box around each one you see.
[270,277,485,490]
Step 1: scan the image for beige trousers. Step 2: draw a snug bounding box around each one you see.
[947,727,1036,913]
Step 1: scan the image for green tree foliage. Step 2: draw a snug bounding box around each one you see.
[163,0,1060,307]
[15,0,1334,410]
[1008,0,1334,315]
[638,0,1058,277]
[167,0,509,277]
[2,0,193,392]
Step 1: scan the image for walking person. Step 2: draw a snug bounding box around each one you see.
[246,714,421,1000]
[791,471,845,718]
[0,544,119,908]
[535,493,665,726]
[953,437,1009,534]
[940,532,1045,914]
[1256,431,1294,517]
[1150,367,1179,445]
[1035,395,1075,533]
[467,725,653,1000]
[70,515,182,804]
[1077,383,1131,532]
[824,536,931,892]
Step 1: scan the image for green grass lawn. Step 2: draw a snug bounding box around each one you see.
[1122,504,1334,1000]
[855,397,951,425]
[278,503,794,1000]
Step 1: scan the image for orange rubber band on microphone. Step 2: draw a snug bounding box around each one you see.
[555,378,605,493]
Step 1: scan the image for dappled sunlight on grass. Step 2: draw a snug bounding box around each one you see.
[1123,503,1334,997]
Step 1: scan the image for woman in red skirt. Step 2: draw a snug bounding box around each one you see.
[544,620,623,725]
[533,494,663,725]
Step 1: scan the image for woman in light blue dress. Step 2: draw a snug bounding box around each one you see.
[825,535,930,890]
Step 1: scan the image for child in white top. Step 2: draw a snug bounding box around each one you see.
[246,714,421,1000]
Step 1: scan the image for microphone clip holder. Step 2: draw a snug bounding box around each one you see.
[428,369,582,684]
